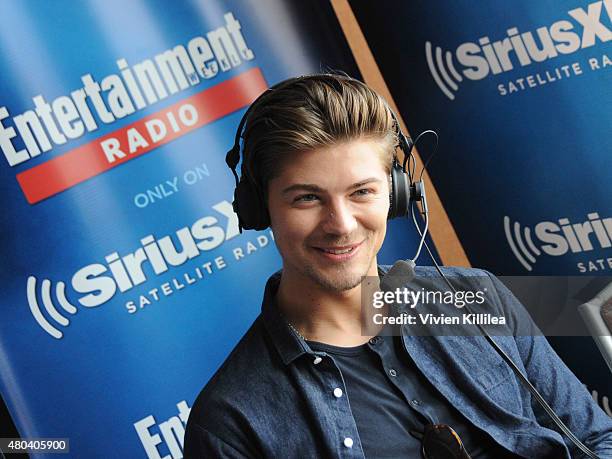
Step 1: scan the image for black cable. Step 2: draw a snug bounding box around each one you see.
[411,129,439,182]
[404,132,599,458]
[419,236,599,459]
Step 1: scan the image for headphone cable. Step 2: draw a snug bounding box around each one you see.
[405,136,599,458]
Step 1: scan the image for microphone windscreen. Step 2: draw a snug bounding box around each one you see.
[381,259,416,292]
[602,299,612,333]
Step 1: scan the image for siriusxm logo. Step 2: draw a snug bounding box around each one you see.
[504,213,612,271]
[26,200,239,339]
[426,0,612,99]
[26,277,77,339]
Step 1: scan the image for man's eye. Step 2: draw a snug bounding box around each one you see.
[294,194,319,202]
[353,188,373,196]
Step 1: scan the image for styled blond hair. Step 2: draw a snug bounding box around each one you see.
[240,74,398,195]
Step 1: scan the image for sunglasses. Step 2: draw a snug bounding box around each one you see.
[421,424,472,459]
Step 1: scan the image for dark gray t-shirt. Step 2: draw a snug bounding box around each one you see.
[308,332,518,458]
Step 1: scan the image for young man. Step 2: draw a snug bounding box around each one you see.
[184,74,612,458]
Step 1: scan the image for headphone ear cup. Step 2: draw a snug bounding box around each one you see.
[388,160,411,219]
[233,179,270,230]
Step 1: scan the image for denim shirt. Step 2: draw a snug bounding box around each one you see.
[184,266,612,458]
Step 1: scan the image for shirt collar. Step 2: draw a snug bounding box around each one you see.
[260,266,390,366]
[260,271,312,365]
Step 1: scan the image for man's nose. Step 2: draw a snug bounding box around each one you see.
[320,200,358,235]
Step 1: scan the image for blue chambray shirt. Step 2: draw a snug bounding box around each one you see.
[184,266,612,458]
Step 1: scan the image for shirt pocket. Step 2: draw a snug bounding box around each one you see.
[475,360,524,416]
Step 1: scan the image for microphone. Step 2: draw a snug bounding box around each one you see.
[366,259,416,336]
[381,259,416,292]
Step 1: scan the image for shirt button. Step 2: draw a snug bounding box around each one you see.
[369,337,380,345]
[389,368,397,377]
[343,437,353,448]
[313,356,322,365]
[411,399,420,406]
[333,387,343,398]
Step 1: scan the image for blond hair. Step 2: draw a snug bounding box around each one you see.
[240,74,398,194]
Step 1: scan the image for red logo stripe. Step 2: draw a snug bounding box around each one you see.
[16,67,267,204]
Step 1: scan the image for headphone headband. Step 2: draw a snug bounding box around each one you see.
[225,74,417,231]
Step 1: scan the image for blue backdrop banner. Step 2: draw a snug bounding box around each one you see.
[0,1,424,457]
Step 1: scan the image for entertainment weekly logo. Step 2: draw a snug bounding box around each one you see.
[504,212,612,272]
[425,0,612,100]
[0,12,264,203]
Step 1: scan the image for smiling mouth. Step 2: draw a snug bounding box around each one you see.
[319,247,356,254]
[312,242,363,256]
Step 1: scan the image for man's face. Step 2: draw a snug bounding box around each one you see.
[267,138,390,293]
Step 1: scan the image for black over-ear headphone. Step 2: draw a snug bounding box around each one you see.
[225,74,424,232]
